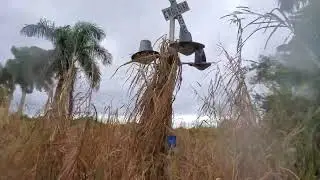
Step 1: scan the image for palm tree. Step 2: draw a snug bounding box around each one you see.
[20,19,112,116]
[3,58,27,115]
[3,46,55,116]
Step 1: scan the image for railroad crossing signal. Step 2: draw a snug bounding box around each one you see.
[131,0,212,71]
[162,0,189,33]
[162,1,189,21]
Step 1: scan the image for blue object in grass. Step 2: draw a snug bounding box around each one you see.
[167,135,176,148]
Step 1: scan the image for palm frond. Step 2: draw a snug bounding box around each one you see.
[91,43,112,65]
[73,23,112,65]
[77,52,101,90]
[73,22,106,41]
[20,18,56,41]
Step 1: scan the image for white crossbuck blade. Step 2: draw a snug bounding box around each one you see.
[162,1,190,21]
[162,0,190,33]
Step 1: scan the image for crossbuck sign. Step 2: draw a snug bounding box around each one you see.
[162,1,189,21]
[162,0,190,33]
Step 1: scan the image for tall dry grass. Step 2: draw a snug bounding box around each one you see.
[0,114,304,180]
[0,38,311,180]
[122,39,182,179]
[0,115,233,180]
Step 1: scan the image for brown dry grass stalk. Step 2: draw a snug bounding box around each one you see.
[0,116,235,180]
[123,39,182,180]
[0,109,300,180]
[195,16,301,179]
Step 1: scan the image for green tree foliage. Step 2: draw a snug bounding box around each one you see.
[224,0,320,178]
[20,19,112,116]
[245,0,320,178]
[249,0,320,108]
[278,0,308,12]
[0,46,54,115]
[0,64,14,107]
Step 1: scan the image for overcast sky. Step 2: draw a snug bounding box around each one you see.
[1,0,279,123]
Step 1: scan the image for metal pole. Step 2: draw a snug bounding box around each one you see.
[168,0,176,42]
[169,18,175,42]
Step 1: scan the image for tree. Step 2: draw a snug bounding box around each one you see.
[278,0,308,12]
[277,0,320,63]
[0,64,14,109]
[20,19,112,117]
[3,46,55,116]
[228,0,320,177]
[219,0,320,177]
[223,0,320,107]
